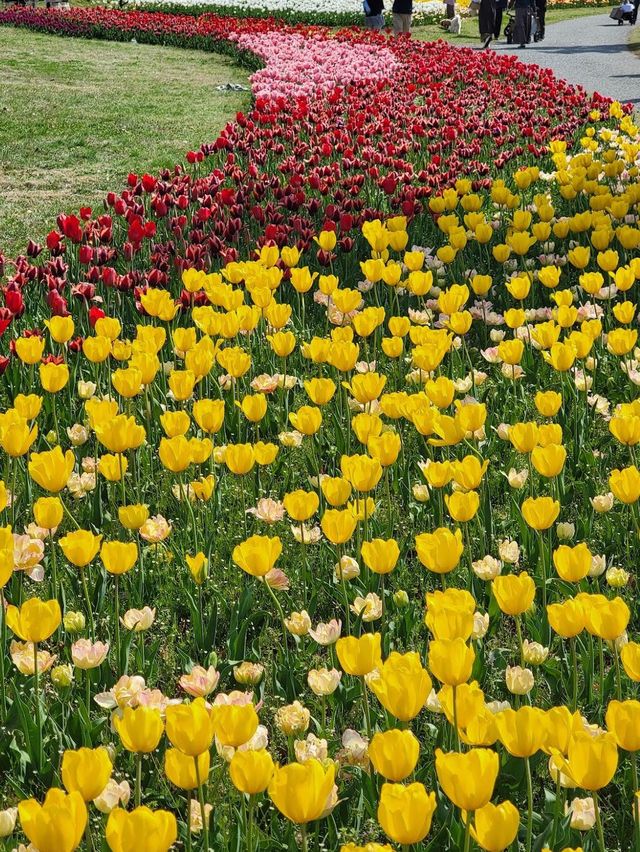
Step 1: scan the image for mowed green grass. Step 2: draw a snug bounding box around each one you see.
[0,26,249,257]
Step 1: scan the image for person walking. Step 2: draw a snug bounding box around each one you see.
[535,0,546,38]
[510,0,532,47]
[363,0,385,30]
[494,0,507,37]
[444,0,456,19]
[478,0,497,46]
[392,0,413,34]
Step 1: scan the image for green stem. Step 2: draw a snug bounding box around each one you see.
[525,756,533,852]
[515,615,524,666]
[0,590,6,722]
[194,756,209,851]
[593,790,606,852]
[614,645,623,701]
[570,636,578,712]
[114,576,121,672]
[247,795,255,852]
[33,643,43,770]
[463,814,472,852]
[360,676,372,738]
[452,684,461,752]
[81,569,95,641]
[49,531,59,606]
[264,576,288,654]
[632,753,640,852]
[300,824,308,852]
[186,797,192,852]
[135,753,142,807]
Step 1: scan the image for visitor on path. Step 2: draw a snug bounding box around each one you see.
[510,0,532,47]
[632,0,640,23]
[392,0,413,34]
[494,0,507,37]
[614,0,635,23]
[444,0,456,19]
[479,0,497,47]
[363,0,385,29]
[535,0,546,38]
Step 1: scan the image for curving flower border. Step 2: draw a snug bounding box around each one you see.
[0,5,626,344]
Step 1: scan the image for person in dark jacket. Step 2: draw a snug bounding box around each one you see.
[392,0,413,34]
[535,0,546,38]
[364,0,385,30]
[478,0,496,47]
[510,0,531,47]
[494,0,507,37]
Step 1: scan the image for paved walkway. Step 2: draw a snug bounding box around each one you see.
[491,13,640,106]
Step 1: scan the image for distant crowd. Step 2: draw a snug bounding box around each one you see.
[364,0,548,48]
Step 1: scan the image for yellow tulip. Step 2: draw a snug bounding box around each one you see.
[28,447,74,493]
[164,748,210,790]
[6,597,61,642]
[61,746,113,802]
[105,806,177,852]
[435,747,499,811]
[336,633,382,676]
[377,782,436,844]
[368,651,432,720]
[269,759,335,824]
[19,788,87,852]
[114,706,164,753]
[229,748,275,795]
[232,535,282,578]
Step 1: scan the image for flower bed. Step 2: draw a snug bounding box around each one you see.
[108,0,443,26]
[0,6,639,852]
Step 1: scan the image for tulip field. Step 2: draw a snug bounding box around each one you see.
[0,5,639,852]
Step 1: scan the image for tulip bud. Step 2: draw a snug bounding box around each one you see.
[472,612,490,640]
[498,539,520,564]
[307,668,341,696]
[507,468,528,489]
[613,631,629,652]
[556,521,575,541]
[77,380,97,399]
[522,640,549,666]
[566,796,596,830]
[0,807,17,838]
[190,799,213,834]
[233,662,264,685]
[590,492,614,513]
[606,566,630,588]
[490,329,506,342]
[334,555,359,581]
[51,663,74,689]
[294,733,328,764]
[67,424,89,447]
[93,779,130,815]
[285,610,312,636]
[589,554,607,578]
[275,700,310,736]
[426,688,443,713]
[412,483,430,502]
[472,555,502,581]
[63,610,86,633]
[497,423,511,440]
[393,589,410,608]
[45,430,57,444]
[505,665,534,695]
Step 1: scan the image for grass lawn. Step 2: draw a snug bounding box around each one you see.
[412,4,607,43]
[0,26,249,258]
